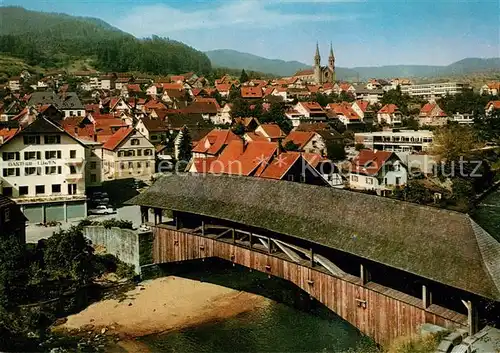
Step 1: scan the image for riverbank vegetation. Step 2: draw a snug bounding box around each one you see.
[0,221,135,352]
[346,331,446,353]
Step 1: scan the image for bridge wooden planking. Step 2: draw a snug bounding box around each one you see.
[152,226,466,346]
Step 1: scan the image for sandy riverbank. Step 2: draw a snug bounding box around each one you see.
[57,276,270,351]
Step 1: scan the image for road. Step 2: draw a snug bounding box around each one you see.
[25,205,143,244]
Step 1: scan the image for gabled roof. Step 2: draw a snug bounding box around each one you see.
[327,102,361,120]
[140,118,168,132]
[378,104,399,114]
[486,101,500,110]
[244,132,268,142]
[241,86,263,98]
[257,124,285,139]
[210,140,245,174]
[192,129,241,155]
[102,127,134,151]
[353,100,370,112]
[227,141,277,176]
[298,101,325,114]
[294,69,314,76]
[260,152,302,180]
[127,174,500,301]
[351,149,395,176]
[283,131,316,149]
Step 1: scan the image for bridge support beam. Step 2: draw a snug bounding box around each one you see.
[154,208,162,225]
[462,300,479,336]
[360,264,371,285]
[201,220,205,237]
[310,248,314,268]
[422,285,432,309]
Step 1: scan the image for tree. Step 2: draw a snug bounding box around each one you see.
[232,122,245,136]
[403,116,419,130]
[0,237,28,309]
[228,86,241,101]
[261,102,293,133]
[284,141,300,151]
[474,108,500,144]
[177,126,193,163]
[431,124,479,162]
[239,69,249,84]
[380,86,412,115]
[327,142,346,161]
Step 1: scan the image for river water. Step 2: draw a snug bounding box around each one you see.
[474,187,500,240]
[140,261,375,353]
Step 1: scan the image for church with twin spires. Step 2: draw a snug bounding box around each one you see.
[293,43,336,85]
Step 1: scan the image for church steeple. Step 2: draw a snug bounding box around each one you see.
[328,42,336,83]
[314,42,321,66]
[329,42,335,61]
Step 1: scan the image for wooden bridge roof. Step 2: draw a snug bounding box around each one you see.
[127,174,500,301]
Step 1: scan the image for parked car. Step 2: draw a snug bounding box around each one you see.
[88,205,116,215]
[91,191,109,204]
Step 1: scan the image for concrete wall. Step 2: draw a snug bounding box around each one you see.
[84,226,140,274]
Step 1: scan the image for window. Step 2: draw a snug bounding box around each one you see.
[3,168,19,177]
[144,149,152,156]
[288,175,294,181]
[2,187,12,197]
[25,167,41,176]
[77,111,81,117]
[44,135,61,144]
[151,135,158,141]
[23,135,41,145]
[124,150,135,157]
[131,138,140,145]
[90,162,97,169]
[24,151,41,160]
[128,162,133,169]
[52,184,61,193]
[351,175,359,182]
[137,149,142,156]
[396,177,401,186]
[45,166,57,175]
[120,163,125,170]
[70,150,77,159]
[145,162,150,168]
[36,185,45,194]
[300,175,306,183]
[2,152,20,161]
[366,178,373,185]
[68,184,77,195]
[69,166,77,174]
[45,150,61,159]
[19,186,28,195]
[137,162,141,168]
[91,174,97,183]
[118,151,125,157]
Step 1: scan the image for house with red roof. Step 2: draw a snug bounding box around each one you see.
[286,101,328,127]
[283,131,329,156]
[259,152,330,186]
[486,100,500,115]
[135,117,169,144]
[254,124,285,142]
[351,100,373,123]
[377,104,402,126]
[326,102,363,127]
[162,89,189,108]
[102,127,155,181]
[192,129,241,159]
[418,103,448,127]
[241,86,263,99]
[183,100,220,124]
[349,149,407,194]
[222,141,278,177]
[480,82,500,96]
[233,117,260,132]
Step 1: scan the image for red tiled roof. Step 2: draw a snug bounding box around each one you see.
[307,85,320,93]
[127,84,141,92]
[215,83,232,92]
[103,127,134,151]
[210,140,245,174]
[241,86,263,98]
[283,131,315,149]
[227,141,277,176]
[194,97,220,110]
[0,127,19,144]
[340,83,353,91]
[263,87,275,96]
[244,132,268,142]
[258,124,285,139]
[192,129,241,155]
[378,104,399,114]
[354,100,370,112]
[486,82,500,90]
[170,75,185,82]
[161,83,183,90]
[145,100,168,111]
[191,157,217,173]
[486,100,500,110]
[299,101,326,114]
[183,101,219,115]
[351,149,393,176]
[295,69,314,76]
[260,152,301,180]
[86,104,100,113]
[327,102,361,120]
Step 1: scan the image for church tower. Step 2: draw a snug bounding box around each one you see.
[313,42,322,85]
[328,42,336,83]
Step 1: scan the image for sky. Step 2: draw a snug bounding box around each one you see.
[3,0,500,67]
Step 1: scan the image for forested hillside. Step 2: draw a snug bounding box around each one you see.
[0,7,212,75]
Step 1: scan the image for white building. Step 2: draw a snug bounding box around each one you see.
[0,117,87,223]
[349,149,408,195]
[400,82,470,100]
[450,112,474,125]
[355,129,434,153]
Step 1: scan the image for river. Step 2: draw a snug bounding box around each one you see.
[139,260,375,353]
[474,187,500,240]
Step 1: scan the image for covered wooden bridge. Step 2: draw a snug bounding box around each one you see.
[127,174,500,346]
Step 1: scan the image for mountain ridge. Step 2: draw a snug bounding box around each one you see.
[206,49,500,80]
